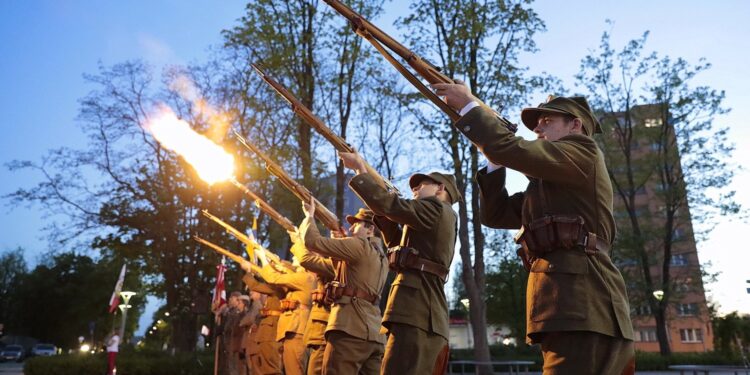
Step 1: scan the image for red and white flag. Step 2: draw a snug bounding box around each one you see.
[211,257,227,313]
[108,264,127,313]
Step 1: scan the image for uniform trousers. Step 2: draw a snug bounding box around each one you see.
[307,342,326,375]
[539,331,635,375]
[249,340,282,375]
[282,332,309,375]
[381,322,448,375]
[322,330,383,375]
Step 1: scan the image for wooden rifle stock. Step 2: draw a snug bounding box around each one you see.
[251,63,400,194]
[201,210,294,273]
[323,0,517,132]
[228,177,297,232]
[233,131,345,234]
[194,235,263,275]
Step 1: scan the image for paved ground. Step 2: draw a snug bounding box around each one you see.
[0,362,23,375]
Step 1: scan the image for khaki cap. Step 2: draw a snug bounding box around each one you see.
[521,95,602,135]
[345,208,375,226]
[408,172,461,204]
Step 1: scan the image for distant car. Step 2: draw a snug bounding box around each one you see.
[30,344,57,357]
[0,345,24,362]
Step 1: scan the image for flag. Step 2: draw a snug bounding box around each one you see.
[108,264,127,313]
[211,257,227,313]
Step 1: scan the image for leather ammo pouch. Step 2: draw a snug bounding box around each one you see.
[280,299,300,311]
[515,215,585,271]
[324,281,379,305]
[387,246,449,282]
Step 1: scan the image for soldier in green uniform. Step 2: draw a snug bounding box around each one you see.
[336,153,460,375]
[288,230,335,375]
[298,204,389,375]
[432,81,636,374]
[258,255,316,375]
[241,274,285,375]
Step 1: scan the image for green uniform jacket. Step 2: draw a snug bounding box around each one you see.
[259,261,316,342]
[300,216,389,344]
[293,240,335,347]
[349,173,457,340]
[456,106,633,343]
[242,274,284,343]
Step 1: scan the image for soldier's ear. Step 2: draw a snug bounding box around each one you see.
[571,118,584,134]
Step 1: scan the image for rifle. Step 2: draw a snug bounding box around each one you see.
[194,235,263,274]
[323,0,517,132]
[201,210,294,273]
[234,131,345,234]
[228,177,297,232]
[251,63,400,194]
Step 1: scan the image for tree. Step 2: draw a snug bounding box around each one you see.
[484,231,528,346]
[0,248,27,332]
[10,252,141,350]
[577,27,740,355]
[397,0,546,370]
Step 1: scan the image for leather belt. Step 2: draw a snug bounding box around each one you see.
[577,231,610,255]
[260,308,282,317]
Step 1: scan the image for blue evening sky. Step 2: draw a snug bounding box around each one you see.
[2,1,749,336]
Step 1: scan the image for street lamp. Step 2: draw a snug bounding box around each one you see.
[118,291,136,340]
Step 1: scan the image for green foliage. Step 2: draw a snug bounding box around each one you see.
[484,233,528,346]
[6,252,142,350]
[712,312,750,355]
[0,247,27,328]
[24,352,214,375]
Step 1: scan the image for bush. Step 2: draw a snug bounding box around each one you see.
[448,344,745,372]
[24,351,215,375]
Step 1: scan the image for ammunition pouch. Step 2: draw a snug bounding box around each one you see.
[259,308,282,317]
[324,281,380,305]
[514,215,611,271]
[280,299,306,312]
[387,246,449,282]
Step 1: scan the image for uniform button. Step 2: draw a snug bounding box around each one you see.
[463,126,471,132]
[358,180,364,184]
[548,263,555,270]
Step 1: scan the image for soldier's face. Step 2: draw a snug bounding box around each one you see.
[412,180,440,200]
[534,115,577,141]
[350,221,374,238]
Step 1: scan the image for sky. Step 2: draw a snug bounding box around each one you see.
[1,0,749,336]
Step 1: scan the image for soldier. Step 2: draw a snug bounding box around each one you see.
[241,274,285,375]
[240,291,262,375]
[433,82,635,374]
[256,257,316,375]
[337,152,460,375]
[287,231,335,375]
[298,204,389,375]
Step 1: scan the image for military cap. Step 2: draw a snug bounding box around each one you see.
[409,172,461,204]
[521,95,602,135]
[346,208,375,226]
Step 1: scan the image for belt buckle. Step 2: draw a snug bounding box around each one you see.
[584,233,598,255]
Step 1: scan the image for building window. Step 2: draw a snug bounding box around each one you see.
[677,303,699,316]
[680,328,703,343]
[633,304,652,316]
[670,254,689,266]
[644,118,663,127]
[636,328,658,342]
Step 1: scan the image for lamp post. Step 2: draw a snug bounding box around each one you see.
[118,291,136,340]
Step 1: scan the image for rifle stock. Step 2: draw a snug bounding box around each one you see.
[194,235,263,275]
[324,0,517,132]
[251,63,399,194]
[201,210,293,273]
[233,131,345,234]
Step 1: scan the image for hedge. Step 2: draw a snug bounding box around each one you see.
[24,351,214,375]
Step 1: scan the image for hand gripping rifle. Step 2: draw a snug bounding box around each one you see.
[251,63,400,194]
[323,0,517,132]
[201,210,293,272]
[234,131,346,235]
